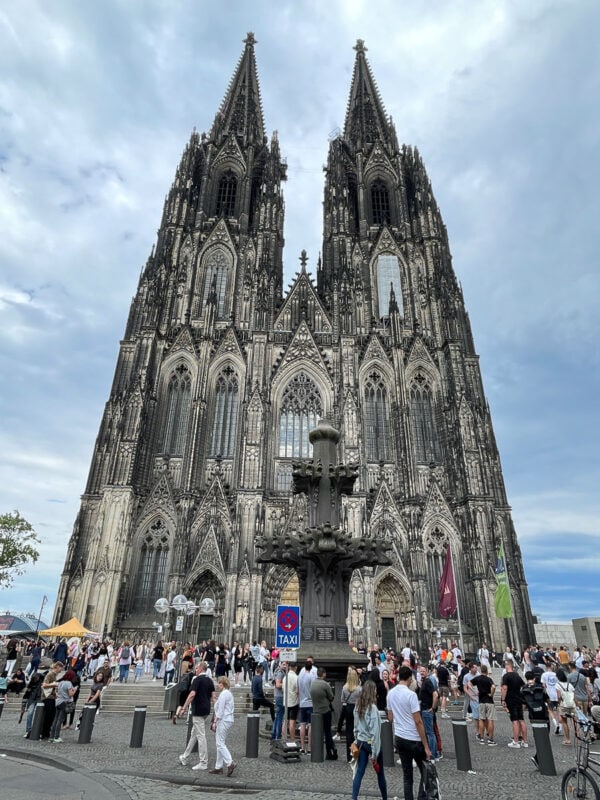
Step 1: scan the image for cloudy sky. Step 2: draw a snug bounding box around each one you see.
[1,0,598,630]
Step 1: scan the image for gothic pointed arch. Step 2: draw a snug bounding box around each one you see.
[161,362,193,456]
[277,371,323,459]
[131,517,173,613]
[200,246,234,318]
[210,364,240,458]
[361,367,393,462]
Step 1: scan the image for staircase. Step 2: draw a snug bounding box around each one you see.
[98,678,259,715]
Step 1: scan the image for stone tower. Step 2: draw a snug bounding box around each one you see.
[54,35,534,654]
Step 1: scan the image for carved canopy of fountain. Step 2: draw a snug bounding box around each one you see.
[256,419,391,663]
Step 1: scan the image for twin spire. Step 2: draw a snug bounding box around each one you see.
[210,32,265,146]
[344,39,392,148]
[211,34,392,150]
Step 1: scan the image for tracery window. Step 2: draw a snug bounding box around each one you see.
[364,371,392,461]
[376,254,403,317]
[279,373,322,458]
[133,520,170,612]
[201,247,231,318]
[371,179,391,226]
[163,364,192,455]
[211,366,239,457]
[410,374,439,464]
[216,170,237,218]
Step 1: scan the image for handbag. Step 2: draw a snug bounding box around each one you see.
[350,740,361,760]
[422,760,441,800]
[559,681,576,710]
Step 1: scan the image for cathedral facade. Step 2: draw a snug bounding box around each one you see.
[54,35,534,654]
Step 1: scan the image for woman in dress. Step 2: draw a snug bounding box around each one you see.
[352,680,388,800]
[209,676,236,776]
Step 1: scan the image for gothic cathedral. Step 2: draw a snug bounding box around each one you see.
[54,35,534,654]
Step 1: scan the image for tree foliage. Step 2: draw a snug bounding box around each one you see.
[0,511,40,588]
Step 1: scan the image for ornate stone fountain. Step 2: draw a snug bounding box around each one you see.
[257,419,391,677]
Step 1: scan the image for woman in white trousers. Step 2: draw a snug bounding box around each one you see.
[209,676,236,776]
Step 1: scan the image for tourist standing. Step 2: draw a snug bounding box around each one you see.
[310,666,337,760]
[387,665,431,800]
[209,676,236,776]
[177,662,216,771]
[49,669,76,742]
[297,659,316,754]
[352,680,388,800]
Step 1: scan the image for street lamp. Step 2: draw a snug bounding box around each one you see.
[154,594,190,681]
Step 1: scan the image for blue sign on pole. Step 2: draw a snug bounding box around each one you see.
[276,605,300,648]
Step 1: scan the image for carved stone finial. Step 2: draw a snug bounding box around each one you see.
[299,250,308,271]
[244,32,257,47]
[354,39,367,54]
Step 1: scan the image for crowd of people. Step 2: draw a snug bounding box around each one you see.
[2,633,599,797]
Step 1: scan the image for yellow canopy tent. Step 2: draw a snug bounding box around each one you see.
[39,617,97,638]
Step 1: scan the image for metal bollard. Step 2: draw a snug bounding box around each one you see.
[531,722,557,776]
[246,712,260,758]
[380,710,395,767]
[311,711,324,763]
[29,702,45,741]
[451,718,472,772]
[78,704,97,744]
[0,697,4,719]
[129,705,147,748]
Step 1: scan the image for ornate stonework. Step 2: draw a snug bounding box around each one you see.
[53,36,534,653]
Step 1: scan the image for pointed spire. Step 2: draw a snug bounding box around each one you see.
[210,32,265,147]
[344,39,391,149]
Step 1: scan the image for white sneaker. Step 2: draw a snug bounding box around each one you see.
[520,741,529,748]
[508,740,520,748]
[179,754,189,766]
[332,734,340,741]
[192,763,207,771]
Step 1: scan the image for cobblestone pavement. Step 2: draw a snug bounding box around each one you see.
[0,695,576,799]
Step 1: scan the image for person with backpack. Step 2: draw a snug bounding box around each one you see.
[118,640,132,683]
[557,667,577,745]
[521,671,550,770]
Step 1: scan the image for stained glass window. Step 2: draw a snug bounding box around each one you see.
[201,248,231,318]
[279,373,322,458]
[410,375,439,463]
[163,365,192,455]
[364,371,391,461]
[133,520,170,612]
[211,367,239,457]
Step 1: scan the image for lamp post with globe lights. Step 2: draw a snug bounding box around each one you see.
[154,594,192,681]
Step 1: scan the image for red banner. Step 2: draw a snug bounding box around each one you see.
[438,546,457,619]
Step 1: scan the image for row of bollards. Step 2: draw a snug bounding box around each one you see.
[10,700,557,776]
[450,717,556,777]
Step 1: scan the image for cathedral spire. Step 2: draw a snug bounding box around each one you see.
[210,32,265,147]
[344,39,391,149]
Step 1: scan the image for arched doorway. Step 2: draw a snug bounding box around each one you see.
[185,570,225,643]
[375,572,415,651]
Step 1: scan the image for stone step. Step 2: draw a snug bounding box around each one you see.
[97,680,260,714]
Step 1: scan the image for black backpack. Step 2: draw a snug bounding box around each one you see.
[521,684,547,719]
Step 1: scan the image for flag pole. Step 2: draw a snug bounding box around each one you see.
[34,595,48,638]
[449,546,465,656]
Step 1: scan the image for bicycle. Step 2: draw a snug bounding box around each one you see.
[561,712,600,800]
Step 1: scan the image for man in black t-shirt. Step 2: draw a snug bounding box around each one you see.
[437,662,451,717]
[419,665,440,760]
[501,660,527,747]
[178,662,216,771]
[471,664,497,745]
